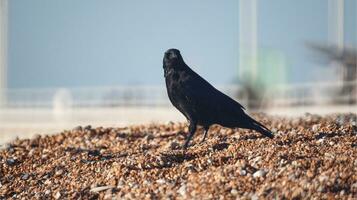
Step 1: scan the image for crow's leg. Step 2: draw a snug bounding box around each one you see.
[183,119,197,149]
[200,126,210,143]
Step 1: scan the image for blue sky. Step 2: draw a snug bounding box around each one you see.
[8,0,356,88]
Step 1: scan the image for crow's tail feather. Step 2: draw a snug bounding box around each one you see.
[249,118,274,139]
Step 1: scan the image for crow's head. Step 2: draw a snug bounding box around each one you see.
[163,48,184,68]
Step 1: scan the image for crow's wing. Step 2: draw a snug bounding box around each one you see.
[181,69,246,120]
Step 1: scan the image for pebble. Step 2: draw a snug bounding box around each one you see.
[55,169,64,176]
[317,186,325,192]
[291,188,303,199]
[239,169,247,176]
[54,191,61,199]
[6,158,16,166]
[104,189,113,199]
[156,179,166,184]
[178,184,186,196]
[316,139,324,144]
[145,133,155,141]
[318,175,328,182]
[84,125,92,130]
[351,182,357,189]
[251,194,259,200]
[312,124,319,132]
[44,179,52,185]
[252,156,262,164]
[253,170,267,178]
[90,186,115,193]
[336,116,345,125]
[185,163,196,172]
[230,188,238,195]
[169,141,180,150]
[73,126,83,131]
[21,173,29,180]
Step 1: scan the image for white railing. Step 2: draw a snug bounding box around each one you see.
[264,81,357,107]
[2,85,246,108]
[0,81,356,109]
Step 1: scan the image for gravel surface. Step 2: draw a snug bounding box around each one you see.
[0,113,356,199]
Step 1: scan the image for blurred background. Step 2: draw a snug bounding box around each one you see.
[0,0,356,144]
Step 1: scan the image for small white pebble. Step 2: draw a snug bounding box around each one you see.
[90,186,114,193]
[251,193,259,200]
[156,179,166,184]
[339,190,345,195]
[55,169,63,176]
[292,161,298,166]
[54,191,61,199]
[318,175,328,182]
[239,169,247,176]
[178,184,186,196]
[312,124,319,132]
[317,139,324,144]
[44,179,52,185]
[317,185,325,192]
[253,170,267,178]
[253,156,262,163]
[231,188,238,195]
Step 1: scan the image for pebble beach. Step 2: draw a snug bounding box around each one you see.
[0,113,356,199]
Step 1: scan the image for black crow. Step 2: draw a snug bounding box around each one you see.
[163,48,274,149]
